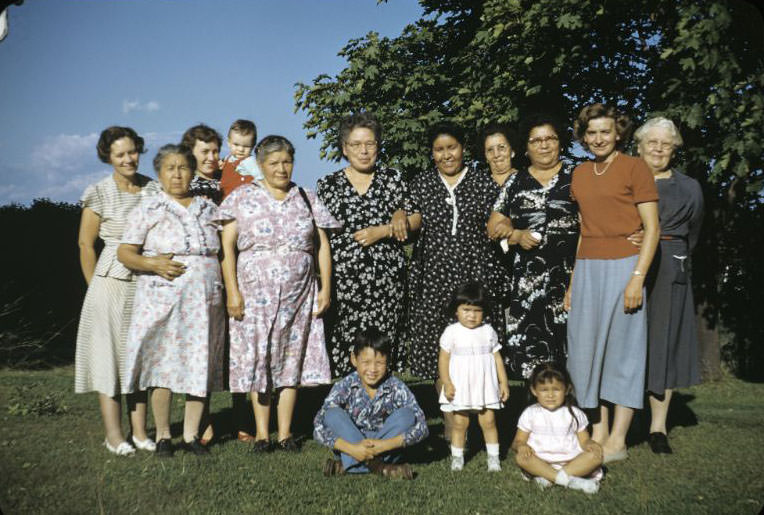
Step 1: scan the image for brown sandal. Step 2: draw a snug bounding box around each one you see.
[367,459,414,480]
[323,458,345,477]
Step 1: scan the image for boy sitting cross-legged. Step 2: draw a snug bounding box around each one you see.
[313,328,429,479]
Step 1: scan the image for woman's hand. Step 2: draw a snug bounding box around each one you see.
[486,213,514,240]
[442,381,456,401]
[627,228,645,248]
[313,286,331,317]
[512,229,541,250]
[151,254,186,281]
[353,225,387,247]
[390,209,409,241]
[227,288,245,320]
[345,441,377,462]
[623,275,645,313]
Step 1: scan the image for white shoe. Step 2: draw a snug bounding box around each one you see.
[450,455,464,471]
[104,439,135,456]
[130,436,156,452]
[534,477,553,490]
[567,476,600,494]
[487,455,501,472]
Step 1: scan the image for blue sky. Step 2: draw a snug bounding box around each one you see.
[0,0,424,205]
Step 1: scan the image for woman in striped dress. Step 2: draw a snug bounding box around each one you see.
[75,126,161,456]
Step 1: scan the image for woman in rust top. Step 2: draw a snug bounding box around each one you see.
[566,103,660,464]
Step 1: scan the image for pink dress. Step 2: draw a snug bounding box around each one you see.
[121,193,225,397]
[220,182,341,393]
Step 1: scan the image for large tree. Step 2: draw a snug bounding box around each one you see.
[295,0,764,379]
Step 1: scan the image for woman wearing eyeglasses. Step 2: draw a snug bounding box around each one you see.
[486,113,579,379]
[316,113,416,376]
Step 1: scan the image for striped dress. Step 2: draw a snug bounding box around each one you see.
[74,174,160,396]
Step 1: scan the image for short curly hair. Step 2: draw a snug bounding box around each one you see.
[180,124,222,151]
[573,103,633,150]
[338,112,382,152]
[152,144,197,175]
[428,121,466,148]
[96,126,146,164]
[481,122,519,152]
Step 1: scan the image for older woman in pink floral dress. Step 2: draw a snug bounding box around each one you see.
[118,144,225,457]
[220,135,340,452]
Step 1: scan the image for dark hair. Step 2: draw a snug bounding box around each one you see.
[96,126,146,164]
[152,144,196,175]
[447,282,491,316]
[351,328,392,358]
[255,135,295,163]
[228,119,257,141]
[428,121,466,148]
[180,124,222,151]
[528,362,581,431]
[338,112,382,152]
[573,103,633,150]
[482,122,518,152]
[518,112,567,150]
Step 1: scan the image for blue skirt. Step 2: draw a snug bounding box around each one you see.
[566,255,647,409]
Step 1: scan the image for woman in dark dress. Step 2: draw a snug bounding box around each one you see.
[486,114,579,378]
[635,117,703,454]
[317,113,415,376]
[406,122,505,381]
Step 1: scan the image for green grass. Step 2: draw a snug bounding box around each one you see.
[1,367,763,514]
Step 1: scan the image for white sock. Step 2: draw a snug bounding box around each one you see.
[486,443,499,457]
[567,476,600,494]
[451,445,464,458]
[555,469,570,487]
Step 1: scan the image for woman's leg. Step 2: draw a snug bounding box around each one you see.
[276,387,297,442]
[183,395,205,443]
[151,388,172,441]
[127,391,149,441]
[99,393,125,447]
[649,389,673,434]
[591,404,610,444]
[253,392,271,441]
[603,404,633,454]
[199,396,213,443]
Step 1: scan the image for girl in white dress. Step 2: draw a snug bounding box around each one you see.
[438,282,510,472]
[512,363,603,494]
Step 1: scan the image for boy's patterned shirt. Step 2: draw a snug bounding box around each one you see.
[313,372,429,448]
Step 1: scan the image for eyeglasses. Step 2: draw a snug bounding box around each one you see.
[346,141,378,151]
[528,135,559,146]
[486,144,510,155]
[645,140,675,151]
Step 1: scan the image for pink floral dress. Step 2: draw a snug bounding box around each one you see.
[121,192,225,397]
[220,182,341,393]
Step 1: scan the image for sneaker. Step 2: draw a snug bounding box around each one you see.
[567,476,600,494]
[487,455,501,472]
[451,455,464,471]
[534,477,553,490]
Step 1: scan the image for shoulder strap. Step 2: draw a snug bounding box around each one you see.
[297,186,314,217]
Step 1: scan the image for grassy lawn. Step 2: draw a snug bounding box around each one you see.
[1,366,762,514]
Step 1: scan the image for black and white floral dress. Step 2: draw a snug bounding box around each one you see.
[317,168,410,376]
[407,167,505,380]
[492,165,579,378]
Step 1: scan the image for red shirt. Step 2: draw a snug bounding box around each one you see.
[220,157,254,200]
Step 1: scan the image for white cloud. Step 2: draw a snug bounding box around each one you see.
[122,99,161,114]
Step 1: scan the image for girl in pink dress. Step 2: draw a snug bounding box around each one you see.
[512,363,603,494]
[220,135,340,452]
[438,282,510,472]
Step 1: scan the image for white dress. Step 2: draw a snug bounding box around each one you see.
[439,322,503,412]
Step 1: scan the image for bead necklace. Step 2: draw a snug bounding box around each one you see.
[593,151,619,176]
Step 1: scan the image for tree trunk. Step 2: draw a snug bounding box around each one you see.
[696,303,722,382]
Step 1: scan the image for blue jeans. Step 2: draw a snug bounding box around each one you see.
[323,407,415,474]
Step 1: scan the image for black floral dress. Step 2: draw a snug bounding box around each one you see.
[316,168,410,376]
[407,167,506,380]
[493,165,579,379]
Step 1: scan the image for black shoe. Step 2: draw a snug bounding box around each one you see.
[277,436,299,452]
[179,437,211,456]
[252,439,272,453]
[155,438,174,458]
[648,432,673,454]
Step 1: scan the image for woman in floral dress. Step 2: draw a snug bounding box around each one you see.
[317,113,414,376]
[118,144,225,457]
[487,114,579,378]
[220,135,340,452]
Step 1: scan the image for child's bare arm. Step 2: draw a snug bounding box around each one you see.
[577,430,601,453]
[493,351,510,401]
[511,429,534,458]
[438,349,455,400]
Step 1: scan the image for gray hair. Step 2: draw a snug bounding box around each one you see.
[152,144,196,174]
[255,135,295,163]
[634,117,684,148]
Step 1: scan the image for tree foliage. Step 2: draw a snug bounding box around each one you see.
[296,0,764,377]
